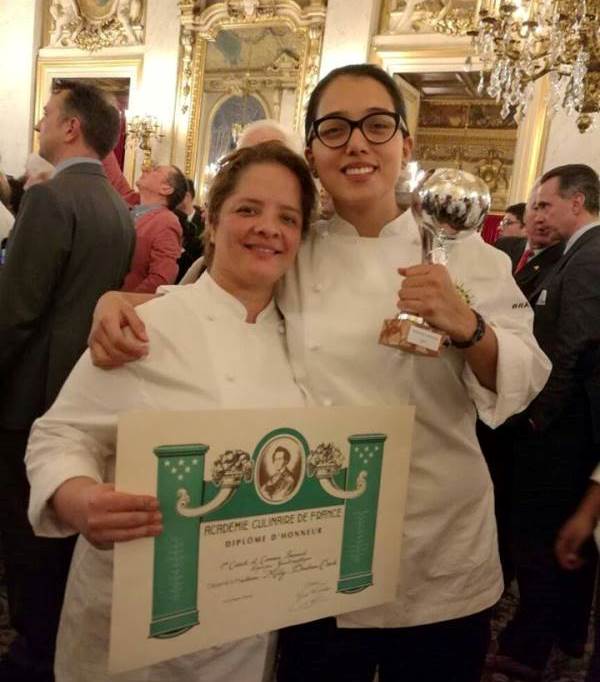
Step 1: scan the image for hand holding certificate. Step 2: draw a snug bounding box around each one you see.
[110,405,414,673]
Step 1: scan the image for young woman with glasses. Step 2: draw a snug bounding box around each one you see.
[85,64,549,682]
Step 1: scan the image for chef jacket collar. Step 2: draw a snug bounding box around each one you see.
[193,271,281,324]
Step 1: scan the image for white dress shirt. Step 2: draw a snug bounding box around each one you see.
[279,211,551,627]
[563,220,600,253]
[26,273,304,682]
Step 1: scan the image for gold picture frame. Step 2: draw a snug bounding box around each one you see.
[173,0,327,194]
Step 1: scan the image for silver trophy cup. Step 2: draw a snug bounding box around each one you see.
[379,168,491,356]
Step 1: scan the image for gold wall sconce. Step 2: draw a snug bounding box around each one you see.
[126,113,164,170]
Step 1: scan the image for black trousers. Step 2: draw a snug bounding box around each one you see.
[476,419,517,587]
[498,421,598,671]
[276,609,491,682]
[0,429,76,681]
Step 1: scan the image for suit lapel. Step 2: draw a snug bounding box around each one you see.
[529,224,600,302]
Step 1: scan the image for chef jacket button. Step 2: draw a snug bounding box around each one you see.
[206,313,216,322]
[308,343,320,351]
[323,397,333,407]
[225,373,235,382]
[313,283,323,293]
[277,322,286,334]
[321,230,329,239]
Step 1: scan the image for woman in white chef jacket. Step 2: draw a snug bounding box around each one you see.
[24,142,317,682]
[86,65,550,682]
[271,62,550,682]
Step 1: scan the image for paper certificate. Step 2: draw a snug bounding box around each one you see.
[110,405,414,673]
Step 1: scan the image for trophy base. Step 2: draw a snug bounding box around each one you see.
[379,318,445,357]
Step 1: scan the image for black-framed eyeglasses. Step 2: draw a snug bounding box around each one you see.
[309,111,407,149]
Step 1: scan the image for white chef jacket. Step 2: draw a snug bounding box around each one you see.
[26,273,304,682]
[279,211,551,628]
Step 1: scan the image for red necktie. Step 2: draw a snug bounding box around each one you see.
[515,248,533,273]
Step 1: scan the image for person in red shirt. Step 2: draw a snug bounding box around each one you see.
[101,150,140,206]
[122,165,186,293]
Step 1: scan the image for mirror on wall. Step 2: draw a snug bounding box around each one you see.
[175,0,327,197]
[196,24,304,195]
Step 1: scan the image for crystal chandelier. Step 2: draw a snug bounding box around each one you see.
[469,0,600,132]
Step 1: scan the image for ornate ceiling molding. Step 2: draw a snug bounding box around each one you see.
[380,0,477,36]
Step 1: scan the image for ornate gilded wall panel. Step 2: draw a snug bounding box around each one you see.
[175,0,326,190]
[379,0,477,35]
[45,0,145,51]
[413,98,517,211]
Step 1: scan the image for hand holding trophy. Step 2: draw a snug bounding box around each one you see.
[379,168,491,357]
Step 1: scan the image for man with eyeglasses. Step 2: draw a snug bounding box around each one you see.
[494,202,527,268]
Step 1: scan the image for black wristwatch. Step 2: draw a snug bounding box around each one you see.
[451,309,486,349]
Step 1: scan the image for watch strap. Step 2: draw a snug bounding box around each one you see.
[451,309,486,349]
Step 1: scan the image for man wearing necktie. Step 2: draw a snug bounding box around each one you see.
[480,191,564,592]
[512,197,564,300]
[492,164,600,681]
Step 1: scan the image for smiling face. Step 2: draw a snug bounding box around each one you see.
[306,75,412,228]
[209,161,303,300]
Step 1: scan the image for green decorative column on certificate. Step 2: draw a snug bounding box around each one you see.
[306,434,387,593]
[152,444,208,638]
[152,445,254,638]
[151,429,387,639]
[338,434,386,592]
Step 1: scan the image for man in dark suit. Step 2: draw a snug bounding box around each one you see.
[494,196,564,295]
[480,192,564,587]
[513,198,564,300]
[493,164,600,680]
[0,80,135,681]
[175,177,204,282]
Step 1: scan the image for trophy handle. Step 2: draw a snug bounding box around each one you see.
[420,223,449,266]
